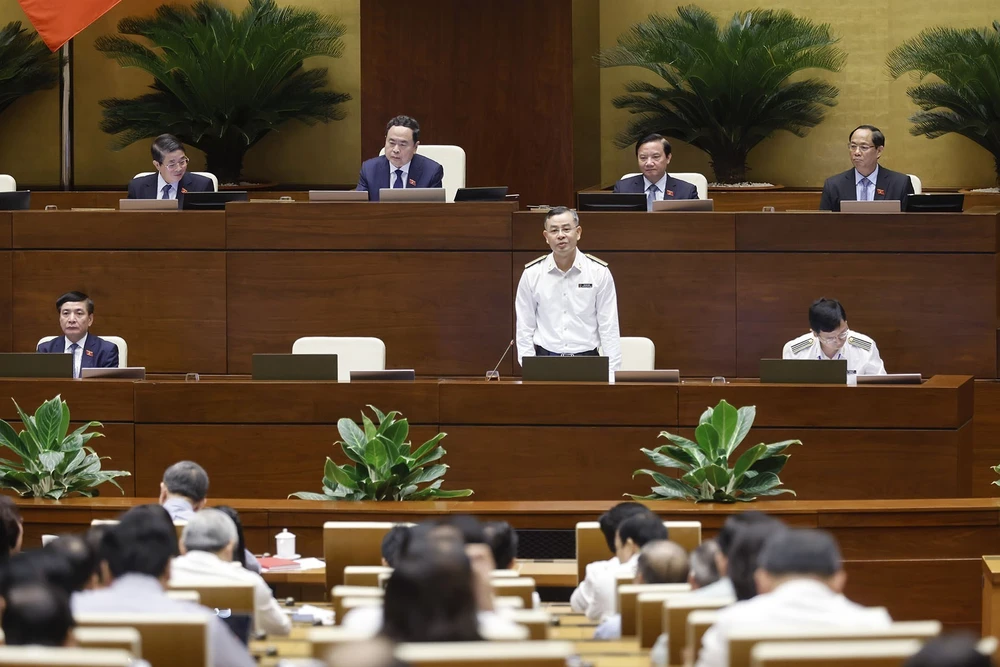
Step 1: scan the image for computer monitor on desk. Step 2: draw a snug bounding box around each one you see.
[0,191,30,211]
[522,356,609,382]
[903,193,964,213]
[181,191,249,210]
[577,193,646,212]
[760,359,846,384]
[0,353,73,378]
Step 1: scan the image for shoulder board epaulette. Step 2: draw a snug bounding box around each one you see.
[585,253,608,267]
[790,338,813,354]
[847,336,872,351]
[524,255,546,268]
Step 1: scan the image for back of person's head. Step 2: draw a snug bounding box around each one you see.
[483,521,518,570]
[381,541,480,643]
[1,582,74,647]
[688,539,721,589]
[214,505,251,569]
[380,525,409,568]
[617,513,668,550]
[103,504,177,579]
[598,502,653,554]
[0,549,75,599]
[181,508,237,554]
[636,540,689,584]
[397,521,463,562]
[151,133,185,162]
[161,460,209,503]
[447,515,486,545]
[85,524,112,586]
[904,634,995,667]
[44,534,99,592]
[808,298,847,333]
[715,511,776,558]
[758,528,842,580]
[727,521,788,601]
[0,496,23,560]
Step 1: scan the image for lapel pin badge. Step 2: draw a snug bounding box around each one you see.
[408,178,416,186]
[876,188,885,196]
[85,349,94,357]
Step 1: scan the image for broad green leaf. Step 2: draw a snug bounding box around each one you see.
[634,468,675,489]
[390,462,410,478]
[13,401,41,459]
[414,444,446,468]
[367,405,387,424]
[38,451,64,473]
[0,419,27,458]
[288,491,336,500]
[411,432,446,462]
[645,476,697,499]
[752,487,796,497]
[377,434,400,466]
[736,472,783,495]
[755,440,802,458]
[339,440,367,465]
[733,406,756,453]
[640,447,693,472]
[362,414,377,442]
[34,396,64,450]
[337,418,366,452]
[322,458,359,490]
[60,432,84,453]
[748,454,790,477]
[694,422,721,460]
[661,432,707,465]
[381,419,409,448]
[405,464,447,486]
[682,468,707,487]
[365,437,389,478]
[702,464,731,489]
[698,407,713,425]
[732,443,767,481]
[425,488,474,499]
[59,401,71,443]
[397,484,419,500]
[711,400,738,454]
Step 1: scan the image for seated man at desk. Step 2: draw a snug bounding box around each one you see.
[126,134,214,202]
[356,115,444,201]
[613,134,698,210]
[782,298,886,376]
[36,291,119,378]
[819,125,914,211]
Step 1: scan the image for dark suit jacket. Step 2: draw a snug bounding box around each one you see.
[126,172,215,203]
[355,154,445,202]
[37,335,119,371]
[819,166,914,211]
[613,174,699,200]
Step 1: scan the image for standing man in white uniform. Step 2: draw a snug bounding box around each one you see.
[515,206,622,375]
[781,298,886,376]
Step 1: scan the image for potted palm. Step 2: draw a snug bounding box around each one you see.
[0,21,59,116]
[597,6,845,185]
[95,0,352,185]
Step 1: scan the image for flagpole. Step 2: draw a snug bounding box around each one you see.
[59,39,73,190]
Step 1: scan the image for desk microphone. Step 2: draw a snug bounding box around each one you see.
[487,340,514,381]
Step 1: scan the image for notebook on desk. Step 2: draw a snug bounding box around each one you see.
[759,359,846,384]
[0,353,73,378]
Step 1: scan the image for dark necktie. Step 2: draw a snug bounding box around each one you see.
[69,343,80,378]
[393,169,404,189]
[646,184,659,212]
[161,184,172,200]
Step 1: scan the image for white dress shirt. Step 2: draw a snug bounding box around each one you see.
[156,173,179,200]
[569,554,637,623]
[855,166,880,201]
[170,550,291,636]
[389,160,411,189]
[781,330,887,376]
[695,579,892,667]
[515,250,622,373]
[63,333,87,379]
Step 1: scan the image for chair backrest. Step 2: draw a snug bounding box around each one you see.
[688,609,721,666]
[309,626,379,658]
[74,613,210,667]
[0,646,134,666]
[292,337,386,383]
[324,521,414,591]
[504,610,552,641]
[750,639,924,667]
[493,596,525,611]
[490,577,536,610]
[618,583,690,636]
[575,520,702,583]
[621,171,709,200]
[665,595,734,664]
[378,145,467,202]
[73,626,143,657]
[164,590,200,604]
[331,585,384,624]
[340,596,384,614]
[343,565,394,587]
[0,174,16,192]
[620,336,655,370]
[166,581,255,619]
[395,640,574,667]
[908,174,922,195]
[635,589,704,648]
[38,336,129,367]
[133,172,219,192]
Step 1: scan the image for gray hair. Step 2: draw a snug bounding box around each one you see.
[181,509,237,553]
[544,206,579,227]
[162,461,209,502]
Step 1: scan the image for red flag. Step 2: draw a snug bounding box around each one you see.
[17,0,122,51]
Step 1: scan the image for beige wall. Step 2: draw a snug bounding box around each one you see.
[598,0,998,188]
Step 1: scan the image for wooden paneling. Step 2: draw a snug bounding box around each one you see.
[736,253,996,378]
[0,379,134,422]
[973,380,1000,496]
[360,0,575,207]
[227,251,513,376]
[0,250,10,352]
[227,202,515,250]
[0,212,10,247]
[512,211,736,251]
[85,422,134,497]
[11,211,226,250]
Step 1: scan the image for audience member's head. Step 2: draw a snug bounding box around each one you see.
[714,511,781,577]
[181,508,238,561]
[483,521,519,570]
[635,540,689,585]
[904,634,995,667]
[380,525,409,568]
[397,521,463,562]
[1,582,74,647]
[688,539,721,589]
[598,502,653,555]
[0,549,75,600]
[727,519,787,601]
[0,497,23,561]
[159,460,209,510]
[102,504,177,584]
[85,523,113,587]
[756,528,844,595]
[44,534,100,592]
[615,513,668,564]
[381,540,480,643]
[215,505,251,570]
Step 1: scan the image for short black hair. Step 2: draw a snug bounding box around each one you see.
[543,205,579,228]
[728,521,788,601]
[616,514,668,549]
[0,549,75,599]
[689,539,721,588]
[381,525,410,568]
[385,115,420,143]
[162,460,209,503]
[55,291,94,315]
[904,634,994,667]
[2,582,74,647]
[849,125,885,148]
[484,521,519,570]
[44,535,99,592]
[598,502,653,554]
[758,528,842,578]
[151,134,185,163]
[447,515,486,545]
[397,521,463,562]
[715,511,779,558]
[808,298,847,334]
[635,133,672,156]
[103,504,177,579]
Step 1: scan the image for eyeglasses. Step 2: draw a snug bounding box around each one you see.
[849,144,875,153]
[817,329,850,344]
[544,226,578,235]
[159,157,189,170]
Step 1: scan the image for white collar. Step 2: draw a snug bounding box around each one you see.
[643,173,668,193]
[545,249,583,275]
[854,165,879,186]
[64,333,88,353]
[389,160,411,175]
[156,173,181,199]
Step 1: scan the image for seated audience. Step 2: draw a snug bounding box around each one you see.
[170,509,291,636]
[215,505,260,573]
[688,539,721,590]
[0,497,22,563]
[819,124,914,212]
[126,133,214,201]
[728,521,788,601]
[696,528,892,667]
[905,633,995,667]
[585,513,668,623]
[2,582,74,647]
[0,549,75,600]
[483,521,518,571]
[613,134,699,209]
[356,115,444,201]
[697,510,783,599]
[72,504,255,667]
[380,524,409,568]
[782,297,887,376]
[35,291,118,377]
[45,534,102,592]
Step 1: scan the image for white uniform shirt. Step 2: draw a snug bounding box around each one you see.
[515,250,622,372]
[695,579,892,667]
[569,554,637,623]
[781,330,886,376]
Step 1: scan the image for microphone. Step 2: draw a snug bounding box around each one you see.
[487,340,514,381]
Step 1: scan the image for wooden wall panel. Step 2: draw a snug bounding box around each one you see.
[227,252,513,376]
[11,211,225,250]
[11,251,227,373]
[973,380,1000,496]
[0,380,134,422]
[0,250,10,353]
[360,0,575,207]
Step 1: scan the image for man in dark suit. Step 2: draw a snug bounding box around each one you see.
[356,115,444,201]
[613,134,699,210]
[819,125,914,211]
[36,291,119,378]
[126,134,214,204]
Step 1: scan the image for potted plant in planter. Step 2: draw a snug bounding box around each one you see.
[95,0,352,186]
[290,406,473,501]
[0,21,60,116]
[597,6,845,186]
[631,399,799,502]
[0,395,130,499]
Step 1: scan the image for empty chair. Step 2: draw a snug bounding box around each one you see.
[621,171,709,200]
[133,171,219,192]
[72,627,142,657]
[74,613,209,667]
[750,639,924,667]
[0,646,134,666]
[324,521,415,591]
[292,337,386,383]
[0,174,15,192]
[665,595,734,664]
[575,520,701,583]
[490,578,536,610]
[618,583,690,637]
[687,609,721,667]
[379,145,466,202]
[309,626,380,658]
[620,336,655,371]
[395,640,574,667]
[38,336,129,368]
[909,174,922,195]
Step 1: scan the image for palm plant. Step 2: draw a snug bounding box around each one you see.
[95,0,352,183]
[0,21,60,117]
[597,6,845,184]
[887,22,1000,186]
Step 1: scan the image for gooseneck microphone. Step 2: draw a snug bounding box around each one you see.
[487,340,515,381]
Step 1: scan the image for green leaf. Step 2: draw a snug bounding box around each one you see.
[732,443,767,481]
[288,491,337,500]
[661,432,708,465]
[423,488,474,499]
[694,422,721,460]
[736,472,783,496]
[337,418,367,452]
[59,401,71,443]
[702,464,731,489]
[411,432,447,462]
[0,419,25,458]
[322,457,359,490]
[711,399,738,455]
[381,418,409,448]
[362,414,377,442]
[405,463,448,486]
[339,439,367,466]
[39,451,64,473]
[377,434,400,466]
[640,447,693,472]
[367,405,387,424]
[34,396,65,450]
[733,406,756,454]
[644,477,697,500]
[748,454,790,476]
[364,437,388,480]
[755,440,802,458]
[698,407,713,425]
